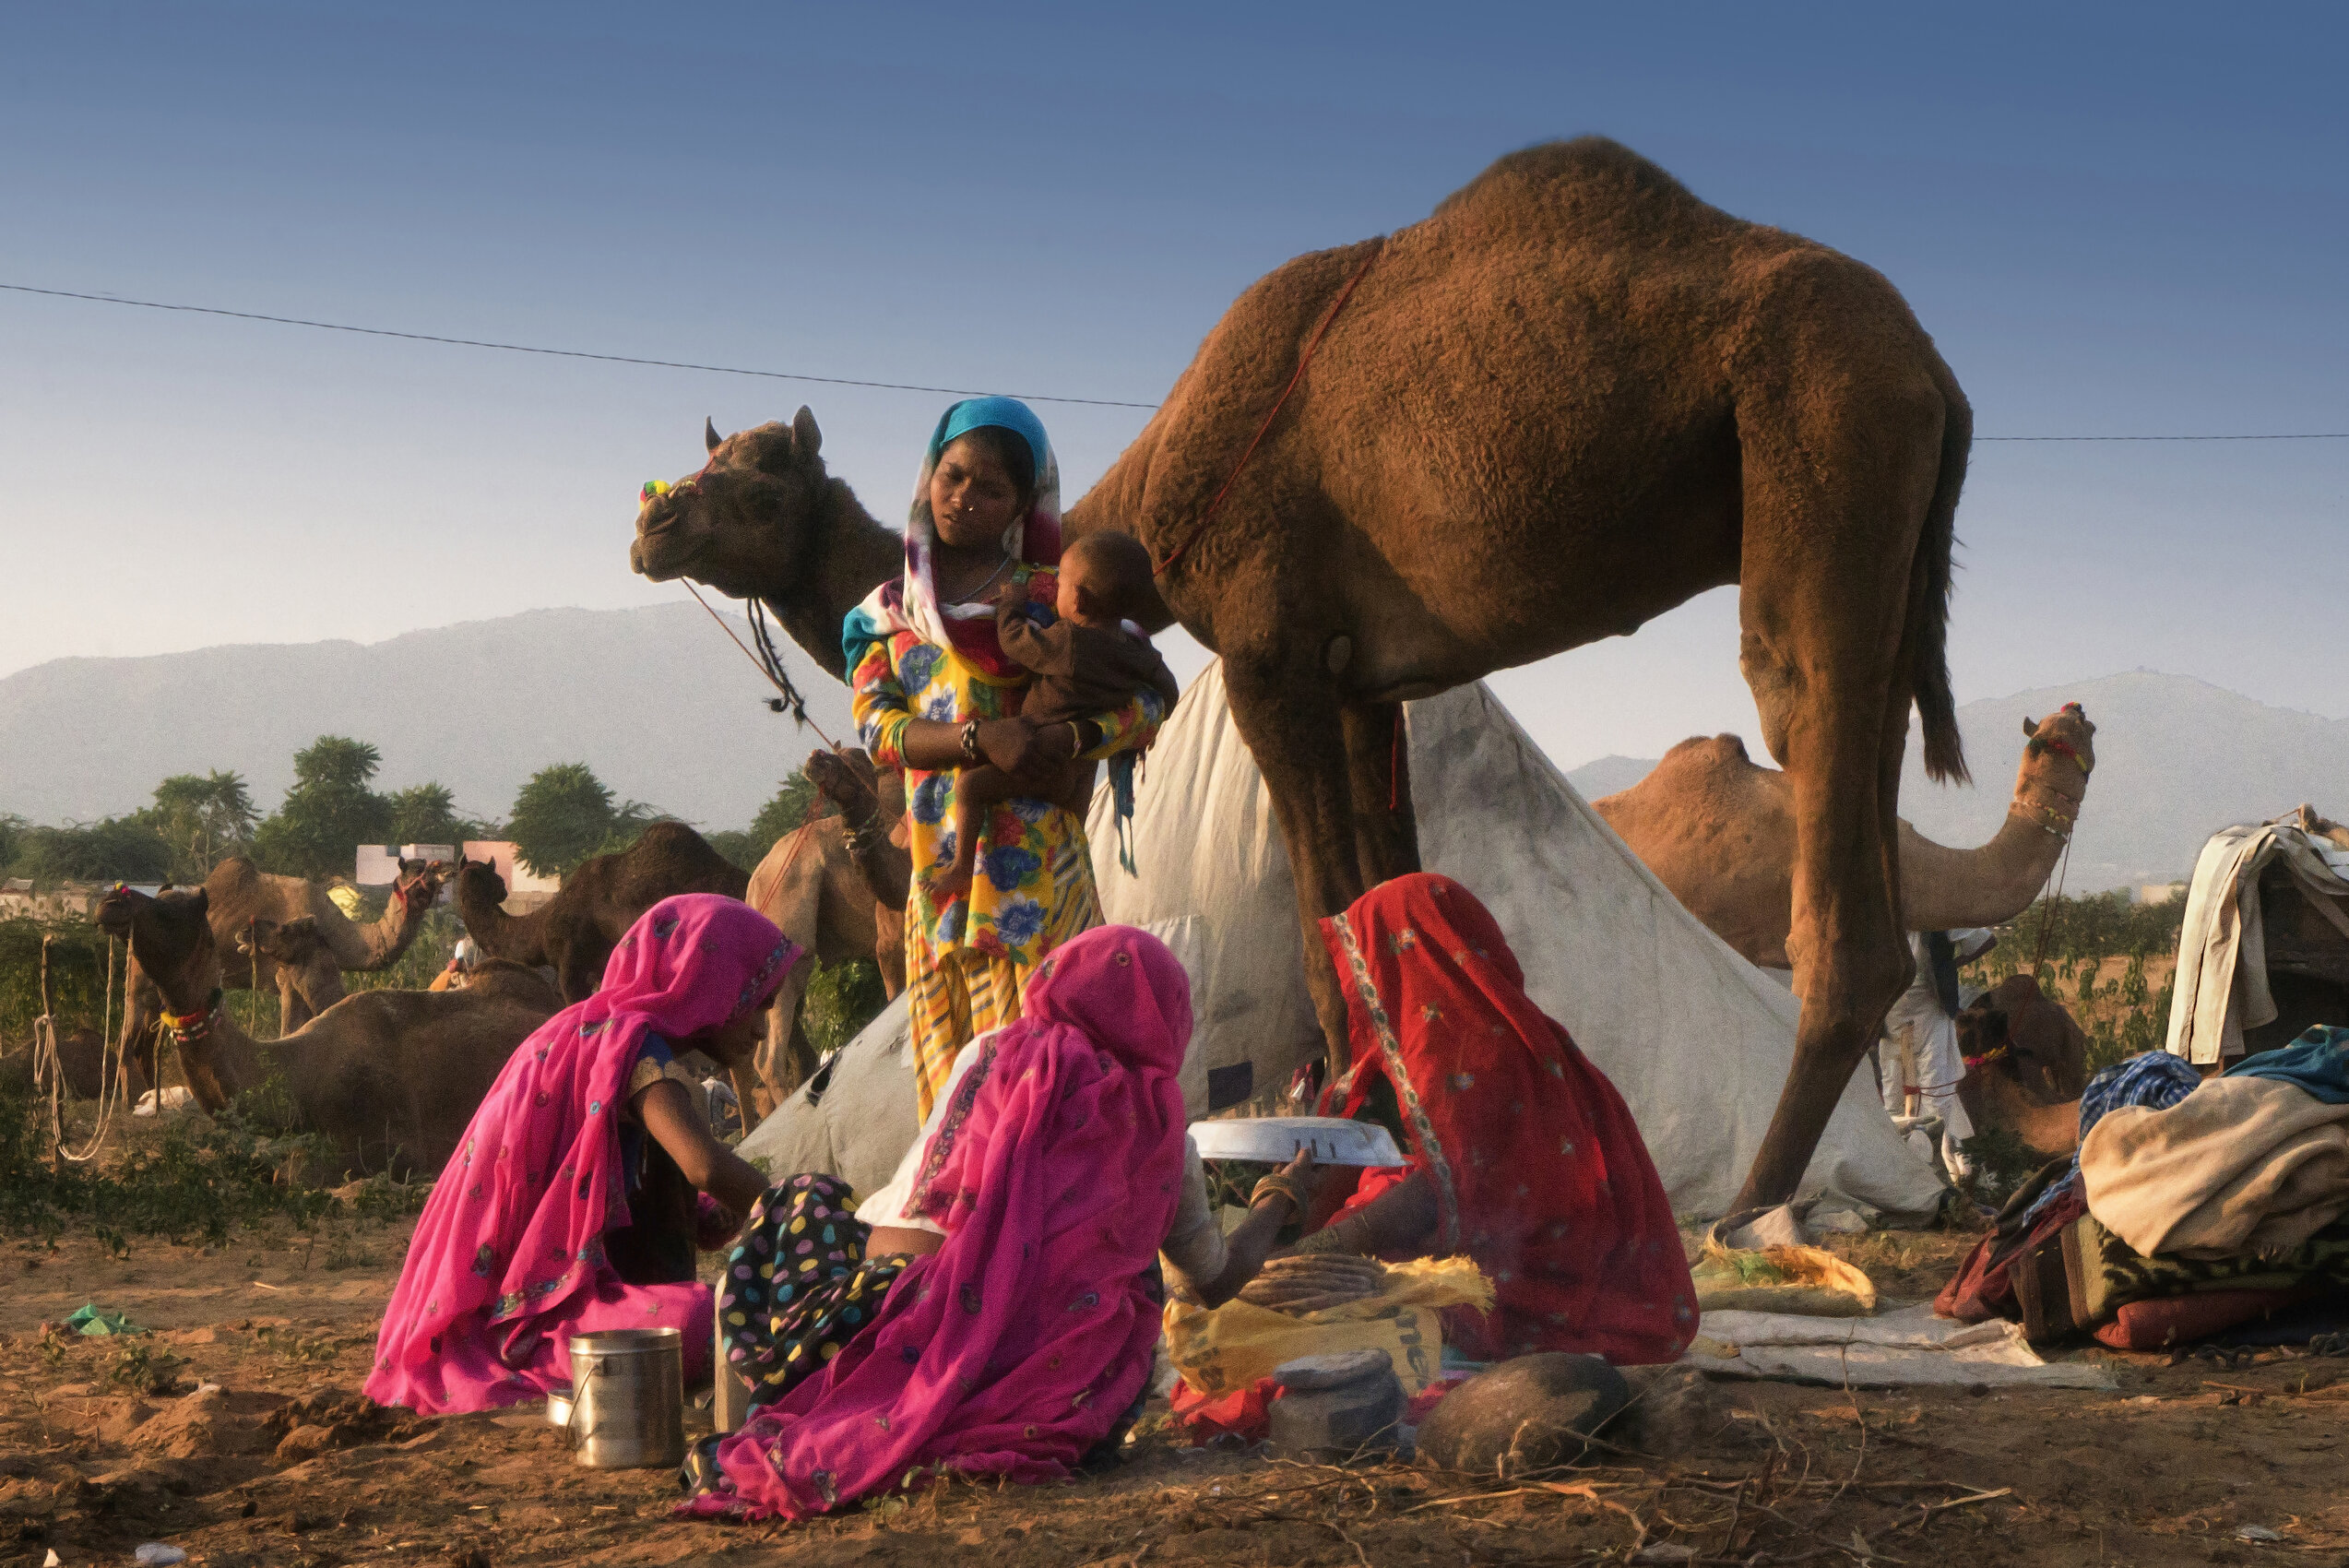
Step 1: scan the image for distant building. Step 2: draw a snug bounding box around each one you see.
[2138,882,2188,905]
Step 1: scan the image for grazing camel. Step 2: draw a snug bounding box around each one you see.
[121,857,447,1095]
[1952,974,2092,1159]
[1595,705,2098,971]
[95,885,563,1179]
[454,821,747,1004]
[637,138,1972,1209]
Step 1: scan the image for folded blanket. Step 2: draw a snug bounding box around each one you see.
[2007,1210,2349,1344]
[2082,1075,2349,1258]
[2226,1027,2349,1105]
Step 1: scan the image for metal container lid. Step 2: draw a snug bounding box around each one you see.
[570,1327,683,1356]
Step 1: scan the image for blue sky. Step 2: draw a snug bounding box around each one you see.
[4,2,2343,777]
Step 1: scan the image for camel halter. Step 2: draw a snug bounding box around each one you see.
[161,989,225,1046]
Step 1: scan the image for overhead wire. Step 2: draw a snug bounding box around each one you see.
[6,279,2346,441]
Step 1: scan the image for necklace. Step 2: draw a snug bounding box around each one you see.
[941,550,1014,605]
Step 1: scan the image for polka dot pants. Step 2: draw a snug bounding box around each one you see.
[717,1173,906,1410]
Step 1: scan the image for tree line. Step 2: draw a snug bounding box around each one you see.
[1,736,815,888]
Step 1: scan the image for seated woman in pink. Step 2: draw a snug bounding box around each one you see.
[366,895,790,1415]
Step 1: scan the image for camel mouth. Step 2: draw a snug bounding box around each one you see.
[630,528,704,584]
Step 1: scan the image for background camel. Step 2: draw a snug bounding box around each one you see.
[453,821,746,1004]
[1595,704,2098,970]
[638,139,1971,1210]
[96,885,562,1179]
[121,856,446,1096]
[1952,974,2093,1160]
[741,806,905,1114]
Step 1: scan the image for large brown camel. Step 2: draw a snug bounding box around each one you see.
[1595,705,2097,970]
[453,821,748,1004]
[121,856,447,1095]
[635,138,1972,1210]
[95,885,563,1179]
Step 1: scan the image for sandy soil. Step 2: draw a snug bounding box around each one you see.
[6,1210,2349,1568]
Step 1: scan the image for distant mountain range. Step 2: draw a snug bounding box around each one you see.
[0,606,855,832]
[1565,671,2349,895]
[9,623,2332,897]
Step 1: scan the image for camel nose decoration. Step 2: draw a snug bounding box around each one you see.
[641,480,671,503]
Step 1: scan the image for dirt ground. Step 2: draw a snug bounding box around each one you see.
[7,1133,2349,1567]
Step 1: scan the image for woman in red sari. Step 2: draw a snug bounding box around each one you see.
[1301,873,1696,1365]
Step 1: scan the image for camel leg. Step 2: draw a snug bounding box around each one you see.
[1224,650,1382,1081]
[1726,395,1940,1214]
[1338,701,1419,892]
[753,954,818,1116]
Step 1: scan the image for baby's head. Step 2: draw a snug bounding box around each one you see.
[1056,531,1159,629]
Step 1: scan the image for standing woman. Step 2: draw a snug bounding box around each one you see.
[845,398,1168,1116]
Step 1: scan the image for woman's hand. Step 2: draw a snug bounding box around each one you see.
[976,718,1077,789]
[1193,1146,1320,1308]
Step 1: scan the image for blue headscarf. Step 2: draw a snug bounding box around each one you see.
[842,397,1063,680]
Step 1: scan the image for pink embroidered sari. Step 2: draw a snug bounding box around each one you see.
[365,895,796,1416]
[682,924,1189,1521]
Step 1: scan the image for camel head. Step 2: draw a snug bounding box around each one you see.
[394,857,449,907]
[454,853,509,907]
[2019,703,2096,783]
[1955,973,2090,1107]
[630,407,834,600]
[243,916,327,969]
[97,885,219,1010]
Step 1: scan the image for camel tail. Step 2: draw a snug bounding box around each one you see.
[1910,378,1971,786]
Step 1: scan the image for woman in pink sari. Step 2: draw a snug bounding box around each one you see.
[366,895,792,1415]
[680,923,1190,1522]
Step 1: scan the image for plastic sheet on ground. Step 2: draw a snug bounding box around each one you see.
[1681,1303,2117,1389]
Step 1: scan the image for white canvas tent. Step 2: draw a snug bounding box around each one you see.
[743,662,1944,1221]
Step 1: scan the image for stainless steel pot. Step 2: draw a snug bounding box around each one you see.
[567,1328,685,1469]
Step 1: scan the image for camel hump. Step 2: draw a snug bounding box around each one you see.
[1652,732,1757,774]
[1433,137,1708,231]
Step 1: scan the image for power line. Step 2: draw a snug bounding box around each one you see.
[5,279,2345,441]
[0,281,1161,410]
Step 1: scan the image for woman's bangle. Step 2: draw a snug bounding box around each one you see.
[1250,1173,1310,1216]
[959,719,983,764]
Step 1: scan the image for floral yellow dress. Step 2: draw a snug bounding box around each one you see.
[851,563,1166,1114]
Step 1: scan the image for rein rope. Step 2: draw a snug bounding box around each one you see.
[1153,242,1384,580]
[42,932,126,1166]
[681,580,838,750]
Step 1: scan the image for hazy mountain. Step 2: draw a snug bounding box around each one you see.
[1557,671,2349,896]
[1563,754,1661,802]
[0,606,856,832]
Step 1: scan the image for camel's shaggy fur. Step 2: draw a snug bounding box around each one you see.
[635,137,1975,1207]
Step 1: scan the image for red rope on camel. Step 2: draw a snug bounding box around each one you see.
[1153,243,1384,579]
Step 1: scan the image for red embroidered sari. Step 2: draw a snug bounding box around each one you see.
[1316,873,1696,1364]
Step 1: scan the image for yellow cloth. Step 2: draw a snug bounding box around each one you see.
[1162,1255,1492,1396]
[901,879,1100,1119]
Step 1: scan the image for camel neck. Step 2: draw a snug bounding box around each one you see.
[760,476,902,682]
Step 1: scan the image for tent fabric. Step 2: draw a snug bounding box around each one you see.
[2166,819,2349,1065]
[744,662,1945,1223]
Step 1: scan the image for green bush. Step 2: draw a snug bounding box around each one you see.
[0,1085,337,1245]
